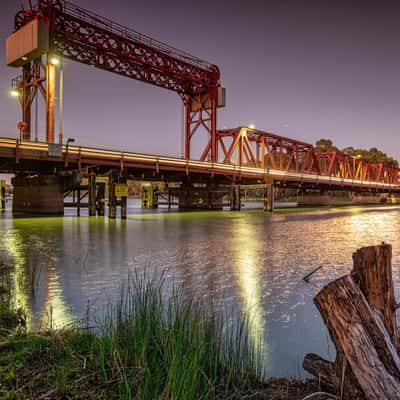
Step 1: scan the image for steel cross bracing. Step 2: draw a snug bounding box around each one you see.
[217,127,400,186]
[13,0,220,160]
[14,0,219,95]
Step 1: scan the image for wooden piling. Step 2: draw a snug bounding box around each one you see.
[230,185,241,211]
[108,180,116,219]
[77,187,81,217]
[264,184,274,212]
[97,183,105,216]
[88,172,96,217]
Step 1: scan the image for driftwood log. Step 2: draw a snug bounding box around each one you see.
[303,243,400,400]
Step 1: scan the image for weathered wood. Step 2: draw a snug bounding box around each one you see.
[304,351,364,398]
[314,275,400,399]
[303,353,339,392]
[351,243,399,350]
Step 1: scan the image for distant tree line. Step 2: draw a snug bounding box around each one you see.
[315,139,399,168]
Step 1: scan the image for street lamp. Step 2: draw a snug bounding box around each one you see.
[50,56,60,66]
[10,88,19,97]
[248,124,256,129]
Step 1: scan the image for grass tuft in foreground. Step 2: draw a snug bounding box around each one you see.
[0,262,26,339]
[0,271,265,399]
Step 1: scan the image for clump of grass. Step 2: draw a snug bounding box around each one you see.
[0,271,263,399]
[0,262,26,337]
[98,271,263,399]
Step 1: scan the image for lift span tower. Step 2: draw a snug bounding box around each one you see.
[6,0,225,161]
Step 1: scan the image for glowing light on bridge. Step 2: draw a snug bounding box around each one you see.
[10,88,19,97]
[49,56,60,66]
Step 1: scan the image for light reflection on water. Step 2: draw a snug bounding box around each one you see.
[0,203,400,377]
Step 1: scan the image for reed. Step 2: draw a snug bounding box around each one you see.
[0,270,263,399]
[0,262,26,336]
[97,271,263,399]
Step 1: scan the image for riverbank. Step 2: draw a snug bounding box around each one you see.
[0,266,323,400]
[0,333,321,399]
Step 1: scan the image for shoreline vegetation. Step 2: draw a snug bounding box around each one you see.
[0,264,325,399]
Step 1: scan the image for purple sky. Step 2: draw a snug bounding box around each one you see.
[1,0,399,160]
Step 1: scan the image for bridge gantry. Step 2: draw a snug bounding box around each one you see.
[7,0,224,161]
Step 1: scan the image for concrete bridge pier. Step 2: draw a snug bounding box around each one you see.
[351,193,381,205]
[178,182,223,210]
[264,184,275,211]
[297,190,333,207]
[12,174,64,215]
[388,194,400,204]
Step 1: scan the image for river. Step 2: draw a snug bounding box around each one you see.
[1,201,399,377]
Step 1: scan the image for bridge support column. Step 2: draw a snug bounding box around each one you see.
[264,184,275,212]
[108,177,116,219]
[141,184,158,209]
[351,193,381,205]
[388,194,400,204]
[120,178,128,220]
[230,185,241,211]
[178,182,223,211]
[96,182,106,216]
[88,172,96,217]
[0,180,6,211]
[12,174,64,215]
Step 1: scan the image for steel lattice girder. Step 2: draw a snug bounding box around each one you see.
[217,128,400,185]
[316,152,400,184]
[217,127,319,173]
[14,0,220,96]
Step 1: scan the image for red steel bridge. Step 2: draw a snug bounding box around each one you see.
[3,0,400,215]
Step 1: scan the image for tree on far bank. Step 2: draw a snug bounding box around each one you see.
[315,139,338,153]
[315,139,398,167]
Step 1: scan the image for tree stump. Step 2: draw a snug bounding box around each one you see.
[352,243,399,350]
[303,243,400,399]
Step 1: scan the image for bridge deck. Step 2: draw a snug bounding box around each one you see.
[0,137,398,192]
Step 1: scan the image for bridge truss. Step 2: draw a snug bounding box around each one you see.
[11,0,221,160]
[217,127,400,186]
[7,1,400,189]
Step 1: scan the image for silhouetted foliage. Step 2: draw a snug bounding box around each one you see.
[315,139,398,167]
[315,139,338,153]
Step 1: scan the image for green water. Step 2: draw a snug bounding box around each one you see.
[1,202,400,377]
